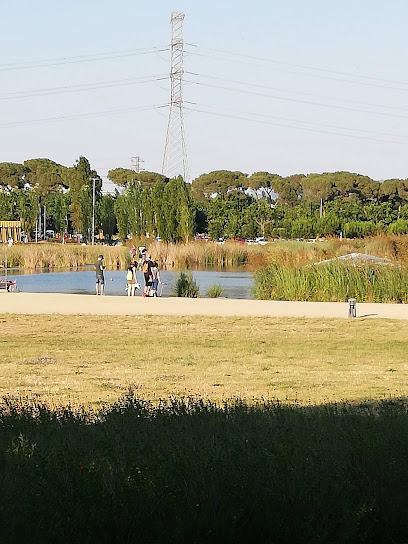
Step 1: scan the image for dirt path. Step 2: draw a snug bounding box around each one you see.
[0,292,407,319]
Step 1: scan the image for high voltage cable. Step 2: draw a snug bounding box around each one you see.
[184,105,407,146]
[0,45,168,67]
[0,47,169,72]
[187,48,408,92]
[0,104,168,127]
[0,75,168,101]
[187,44,408,89]
[186,102,408,140]
[186,71,408,114]
[185,79,408,119]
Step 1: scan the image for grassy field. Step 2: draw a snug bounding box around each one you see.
[3,394,408,543]
[3,313,408,542]
[1,313,408,406]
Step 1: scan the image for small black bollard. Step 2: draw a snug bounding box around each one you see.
[348,298,357,318]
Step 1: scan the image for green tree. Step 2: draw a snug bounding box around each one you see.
[68,157,102,241]
[24,159,68,196]
[114,194,129,241]
[108,168,164,188]
[274,175,303,206]
[0,163,24,189]
[191,170,247,201]
[301,173,336,204]
[378,179,408,210]
[151,178,167,238]
[247,172,281,203]
[99,194,116,242]
[16,189,40,234]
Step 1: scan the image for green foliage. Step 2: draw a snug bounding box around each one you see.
[191,170,248,201]
[2,392,408,542]
[174,271,199,297]
[99,194,116,241]
[207,284,223,298]
[24,158,68,195]
[108,168,164,187]
[113,195,129,241]
[5,161,408,243]
[254,261,408,302]
[0,162,25,188]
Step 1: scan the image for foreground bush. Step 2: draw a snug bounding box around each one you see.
[254,261,408,302]
[1,392,408,543]
[174,271,199,297]
[206,284,223,298]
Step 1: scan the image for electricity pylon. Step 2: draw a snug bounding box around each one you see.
[162,11,190,182]
[131,156,144,173]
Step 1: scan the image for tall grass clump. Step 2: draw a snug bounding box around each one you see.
[148,241,261,269]
[2,391,408,543]
[1,244,128,269]
[174,271,199,297]
[206,284,223,298]
[254,261,408,302]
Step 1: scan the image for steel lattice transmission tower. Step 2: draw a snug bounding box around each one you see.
[131,156,144,173]
[162,12,190,182]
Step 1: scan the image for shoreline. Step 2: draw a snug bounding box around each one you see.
[0,292,407,319]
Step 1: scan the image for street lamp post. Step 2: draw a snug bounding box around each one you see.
[90,177,97,246]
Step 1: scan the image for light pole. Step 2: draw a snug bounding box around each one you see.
[90,177,98,246]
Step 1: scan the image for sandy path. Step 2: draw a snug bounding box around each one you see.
[0,292,407,319]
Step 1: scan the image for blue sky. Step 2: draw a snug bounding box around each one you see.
[1,0,408,191]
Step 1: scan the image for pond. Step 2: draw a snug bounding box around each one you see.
[1,268,254,299]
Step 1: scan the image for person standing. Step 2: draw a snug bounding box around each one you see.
[126,261,138,296]
[94,254,105,295]
[138,246,147,269]
[129,244,136,260]
[150,261,161,297]
[142,254,153,296]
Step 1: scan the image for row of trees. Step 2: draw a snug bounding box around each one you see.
[2,161,408,242]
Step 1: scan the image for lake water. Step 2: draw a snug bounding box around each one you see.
[1,268,254,299]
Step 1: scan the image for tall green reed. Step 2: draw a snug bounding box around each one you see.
[254,261,408,302]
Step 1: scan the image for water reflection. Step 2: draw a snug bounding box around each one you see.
[1,268,254,299]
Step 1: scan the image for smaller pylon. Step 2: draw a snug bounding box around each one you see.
[131,156,145,173]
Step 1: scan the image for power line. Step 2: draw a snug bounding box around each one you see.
[0,75,168,101]
[0,47,169,72]
[0,45,168,67]
[0,104,168,128]
[185,79,408,120]
[186,71,408,113]
[184,105,408,147]
[187,102,408,140]
[187,45,408,91]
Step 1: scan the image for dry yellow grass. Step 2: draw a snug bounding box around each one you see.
[4,234,408,271]
[0,314,407,406]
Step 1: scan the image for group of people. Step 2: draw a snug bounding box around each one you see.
[126,246,161,297]
[94,246,162,297]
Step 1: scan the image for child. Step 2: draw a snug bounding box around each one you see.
[150,261,161,297]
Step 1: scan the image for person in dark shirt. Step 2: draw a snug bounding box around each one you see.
[142,254,153,296]
[94,254,105,295]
